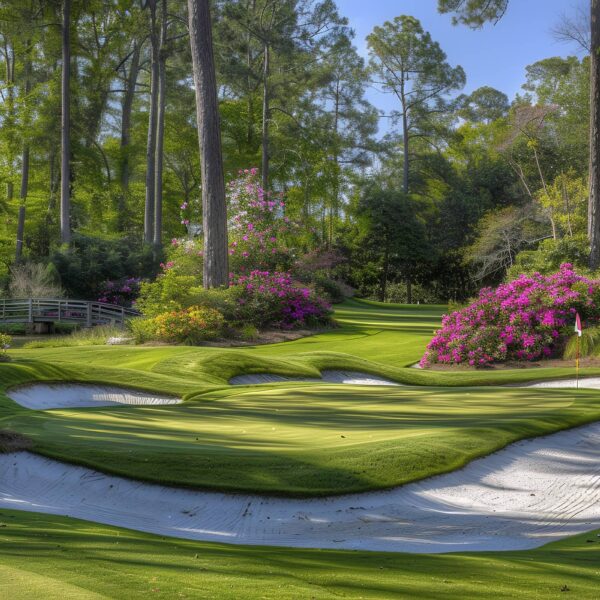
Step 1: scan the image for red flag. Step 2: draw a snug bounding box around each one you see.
[575,313,583,337]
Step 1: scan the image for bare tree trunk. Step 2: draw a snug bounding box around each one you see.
[246,0,256,147]
[15,41,31,263]
[144,0,159,244]
[328,78,340,248]
[590,0,600,268]
[4,39,15,202]
[118,41,141,230]
[561,173,574,237]
[261,42,270,191]
[60,0,71,245]
[153,0,168,250]
[380,245,389,302]
[532,145,557,240]
[15,148,29,262]
[399,75,409,195]
[187,0,228,288]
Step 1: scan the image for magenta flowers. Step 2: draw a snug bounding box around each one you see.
[230,270,331,328]
[421,264,600,367]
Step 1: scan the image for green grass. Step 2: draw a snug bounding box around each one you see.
[1,509,600,599]
[22,325,126,349]
[3,298,600,495]
[4,382,600,495]
[3,298,600,595]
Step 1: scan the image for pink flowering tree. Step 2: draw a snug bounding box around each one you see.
[421,264,600,367]
[135,169,333,331]
[227,168,294,272]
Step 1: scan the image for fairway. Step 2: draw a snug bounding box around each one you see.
[1,510,600,599]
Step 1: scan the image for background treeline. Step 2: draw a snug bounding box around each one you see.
[0,0,590,303]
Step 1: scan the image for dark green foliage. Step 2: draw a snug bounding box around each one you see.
[50,235,156,300]
[350,187,433,301]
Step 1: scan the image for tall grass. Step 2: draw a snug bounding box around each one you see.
[563,326,600,359]
[23,325,128,349]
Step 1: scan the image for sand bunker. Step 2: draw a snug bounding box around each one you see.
[3,418,600,553]
[230,370,399,386]
[525,377,600,390]
[7,383,181,410]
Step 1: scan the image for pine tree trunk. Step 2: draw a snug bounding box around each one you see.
[144,1,159,244]
[15,147,29,262]
[590,0,600,267]
[118,42,141,230]
[60,0,71,245]
[153,0,168,249]
[261,42,270,191]
[187,0,228,288]
[401,109,409,195]
[15,42,31,262]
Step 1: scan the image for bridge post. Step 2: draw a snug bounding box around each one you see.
[28,298,33,324]
[86,303,92,328]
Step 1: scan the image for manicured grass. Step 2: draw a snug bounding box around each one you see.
[3,299,600,595]
[1,509,599,599]
[3,299,600,495]
[3,381,600,495]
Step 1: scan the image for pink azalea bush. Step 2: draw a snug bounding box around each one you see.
[421,264,600,367]
[227,168,293,272]
[229,270,331,329]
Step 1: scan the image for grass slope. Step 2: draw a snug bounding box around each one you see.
[4,383,600,495]
[3,299,600,495]
[1,509,599,599]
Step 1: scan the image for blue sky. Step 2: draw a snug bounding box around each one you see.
[336,0,584,131]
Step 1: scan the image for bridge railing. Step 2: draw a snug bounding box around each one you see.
[0,298,139,327]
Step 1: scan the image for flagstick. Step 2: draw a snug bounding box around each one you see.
[576,333,580,390]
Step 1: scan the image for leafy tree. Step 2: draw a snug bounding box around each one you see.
[351,187,432,302]
[437,0,600,271]
[367,16,465,193]
[456,86,509,123]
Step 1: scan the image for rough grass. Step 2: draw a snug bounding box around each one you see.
[22,325,127,349]
[1,509,599,599]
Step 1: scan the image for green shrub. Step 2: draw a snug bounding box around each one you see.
[312,275,353,303]
[51,234,156,300]
[131,306,225,345]
[238,323,259,341]
[134,272,198,317]
[128,317,157,344]
[508,235,592,280]
[0,333,12,362]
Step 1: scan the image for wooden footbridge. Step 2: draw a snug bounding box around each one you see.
[0,298,139,329]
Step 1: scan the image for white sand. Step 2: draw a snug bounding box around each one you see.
[3,418,600,553]
[7,384,181,410]
[230,370,400,386]
[525,377,600,389]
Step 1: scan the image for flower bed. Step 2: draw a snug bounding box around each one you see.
[421,264,600,367]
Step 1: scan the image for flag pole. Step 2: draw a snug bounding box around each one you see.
[576,333,580,390]
[575,312,582,389]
